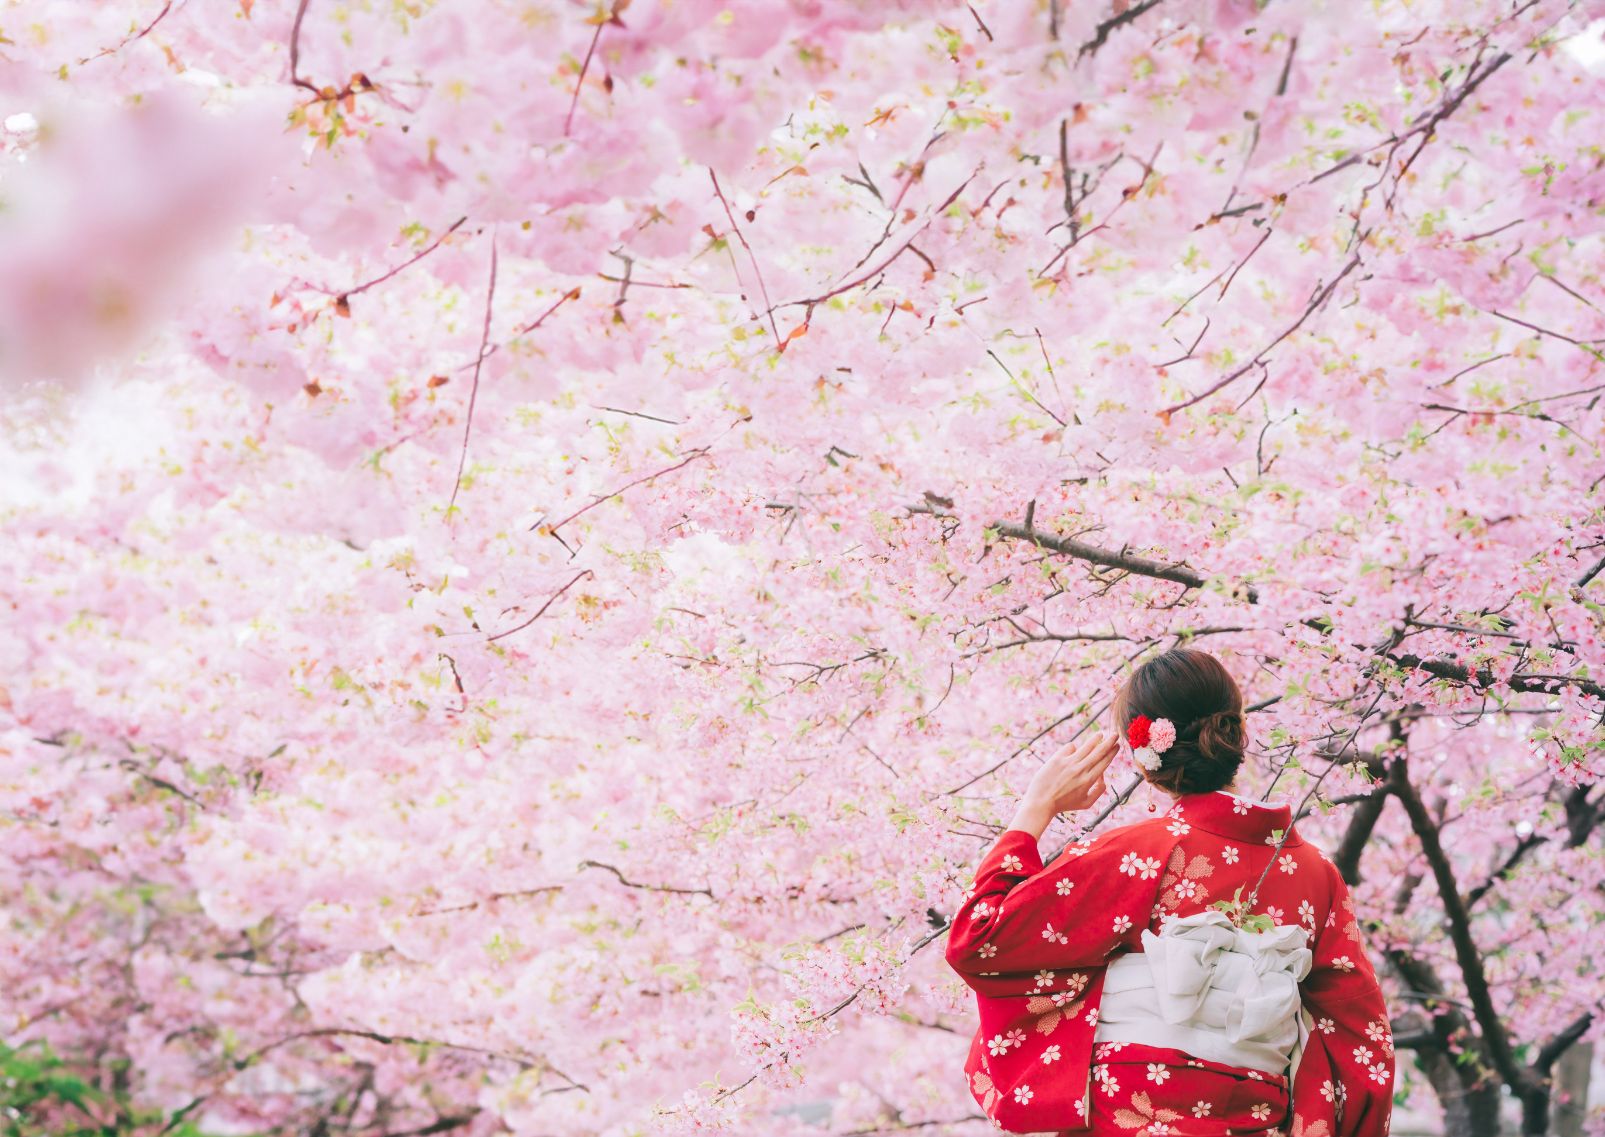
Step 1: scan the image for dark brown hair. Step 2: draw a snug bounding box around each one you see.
[1110,647,1246,795]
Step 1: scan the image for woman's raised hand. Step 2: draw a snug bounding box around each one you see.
[1024,730,1120,815]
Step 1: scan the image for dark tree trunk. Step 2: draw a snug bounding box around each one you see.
[1412,1047,1504,1137]
[1551,1040,1591,1137]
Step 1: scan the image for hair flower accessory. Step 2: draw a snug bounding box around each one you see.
[1128,714,1177,772]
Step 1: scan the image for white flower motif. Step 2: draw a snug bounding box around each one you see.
[1353,1045,1374,1065]
[1222,845,1240,864]
[1034,970,1055,989]
[1279,853,1298,874]
[1252,1103,1272,1121]
[1367,1018,1394,1050]
[1173,879,1199,900]
[1321,1079,1338,1102]
[1041,1044,1062,1064]
[1085,1006,1099,1028]
[1123,854,1162,880]
[1264,906,1284,922]
[1332,955,1356,972]
[1095,1067,1119,1096]
[1232,797,1252,814]
[987,1033,1010,1056]
[1318,1017,1336,1034]
[972,901,994,921]
[1005,1029,1026,1049]
[1001,853,1024,872]
[978,942,998,958]
[1074,1097,1085,1117]
[1147,1063,1171,1084]
[1299,900,1317,926]
[1013,1084,1034,1104]
[1192,1100,1213,1117]
[1067,840,1093,858]
[1056,878,1074,895]
[1167,818,1191,836]
[1369,1060,1390,1084]
[1112,914,1133,934]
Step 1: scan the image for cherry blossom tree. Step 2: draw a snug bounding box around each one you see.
[2,1,1604,1135]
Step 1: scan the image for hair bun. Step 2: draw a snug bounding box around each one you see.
[1193,708,1246,764]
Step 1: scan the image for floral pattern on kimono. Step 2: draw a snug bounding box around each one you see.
[945,790,1394,1137]
[1090,1041,1288,1136]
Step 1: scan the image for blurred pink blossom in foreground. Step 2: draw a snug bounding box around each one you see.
[0,85,295,392]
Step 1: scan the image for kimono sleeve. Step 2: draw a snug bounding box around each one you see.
[1290,857,1396,1137]
[944,822,1173,991]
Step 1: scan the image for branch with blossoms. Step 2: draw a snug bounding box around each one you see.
[1318,715,1605,1135]
[1077,0,1166,61]
[949,503,1605,709]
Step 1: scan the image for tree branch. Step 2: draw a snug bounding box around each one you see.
[1382,651,1605,702]
[449,235,498,512]
[1390,760,1535,1096]
[1331,784,1390,885]
[1534,1010,1595,1075]
[1078,0,1164,60]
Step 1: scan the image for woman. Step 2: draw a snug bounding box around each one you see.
[944,648,1394,1137]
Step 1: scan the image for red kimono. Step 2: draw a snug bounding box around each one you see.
[945,790,1394,1137]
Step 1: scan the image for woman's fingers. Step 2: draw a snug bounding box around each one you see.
[1073,733,1116,766]
[1051,736,1091,767]
[1060,730,1119,769]
[1075,730,1110,763]
[1051,729,1119,788]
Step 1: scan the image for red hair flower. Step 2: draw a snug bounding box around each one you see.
[1128,713,1175,772]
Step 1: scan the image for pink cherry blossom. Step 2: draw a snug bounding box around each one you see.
[0,2,1601,1136]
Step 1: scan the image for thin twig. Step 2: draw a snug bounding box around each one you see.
[486,569,595,643]
[448,234,498,512]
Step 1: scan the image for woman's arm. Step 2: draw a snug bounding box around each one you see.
[945,730,1162,990]
[1289,858,1395,1137]
[1005,794,1056,841]
[943,819,1177,995]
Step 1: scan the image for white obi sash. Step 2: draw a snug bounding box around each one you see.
[1093,910,1314,1076]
